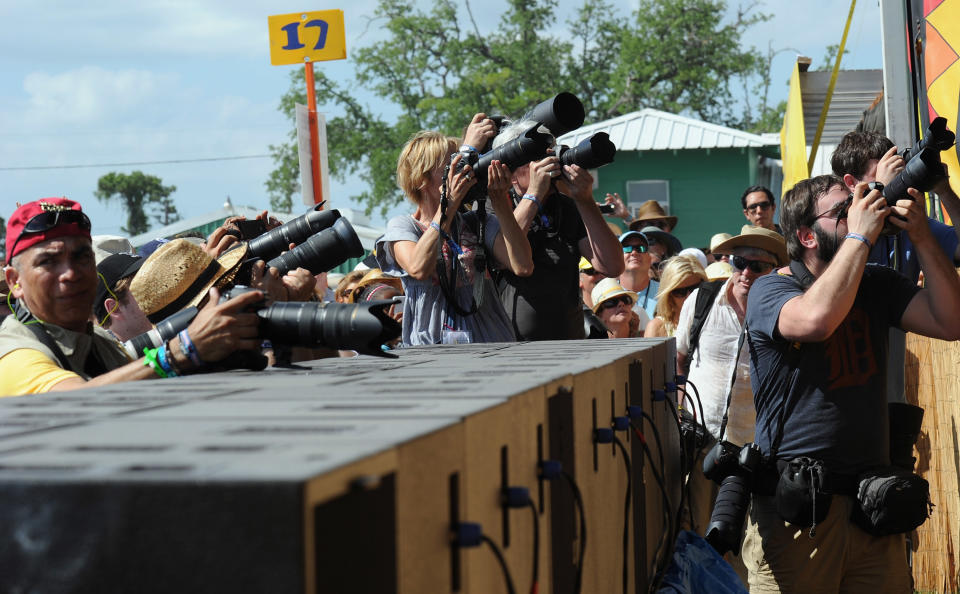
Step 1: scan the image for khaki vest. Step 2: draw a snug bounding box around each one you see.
[0,316,132,380]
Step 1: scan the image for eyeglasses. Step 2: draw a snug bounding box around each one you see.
[671,285,698,298]
[622,244,648,254]
[599,295,631,310]
[813,194,852,221]
[731,255,775,274]
[8,209,92,259]
[745,201,773,212]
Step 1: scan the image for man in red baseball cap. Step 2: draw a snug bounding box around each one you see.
[1,198,263,396]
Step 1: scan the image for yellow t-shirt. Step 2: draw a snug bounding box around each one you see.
[0,348,81,397]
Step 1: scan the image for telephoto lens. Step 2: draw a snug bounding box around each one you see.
[257,300,402,357]
[246,206,341,261]
[266,217,364,275]
[525,92,586,137]
[898,116,955,160]
[123,306,200,359]
[705,474,752,555]
[471,123,554,185]
[557,132,617,169]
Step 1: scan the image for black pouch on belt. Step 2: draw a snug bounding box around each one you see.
[851,466,932,536]
[775,457,832,535]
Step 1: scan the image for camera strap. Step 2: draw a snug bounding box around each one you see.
[716,322,747,442]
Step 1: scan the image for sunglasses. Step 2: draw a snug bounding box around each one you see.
[580,268,601,276]
[638,219,668,230]
[671,285,698,298]
[731,255,775,274]
[745,201,773,212]
[622,244,648,254]
[8,209,92,258]
[813,194,852,221]
[599,295,631,310]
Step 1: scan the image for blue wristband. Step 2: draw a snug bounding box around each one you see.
[178,329,203,367]
[156,344,178,377]
[844,233,872,251]
[522,194,549,226]
[459,144,477,153]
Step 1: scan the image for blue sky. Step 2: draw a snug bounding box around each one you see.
[0,0,881,236]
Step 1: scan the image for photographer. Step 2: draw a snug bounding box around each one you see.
[493,120,623,340]
[376,127,533,346]
[831,130,960,282]
[0,198,262,396]
[743,176,960,591]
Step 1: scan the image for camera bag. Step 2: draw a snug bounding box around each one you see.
[851,466,932,536]
[775,457,832,533]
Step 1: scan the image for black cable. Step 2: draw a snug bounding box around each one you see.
[638,410,665,474]
[482,534,517,594]
[680,379,707,433]
[562,470,586,594]
[632,421,672,588]
[643,440,674,593]
[613,436,632,594]
[527,500,539,594]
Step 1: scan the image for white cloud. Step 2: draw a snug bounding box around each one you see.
[21,66,178,126]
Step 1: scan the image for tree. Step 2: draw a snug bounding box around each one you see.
[94,171,178,235]
[266,0,774,214]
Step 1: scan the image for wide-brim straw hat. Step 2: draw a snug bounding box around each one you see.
[709,232,733,253]
[711,224,788,266]
[131,239,247,323]
[628,200,677,231]
[705,261,734,281]
[591,277,638,314]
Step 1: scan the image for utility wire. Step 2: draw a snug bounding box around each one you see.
[0,154,272,171]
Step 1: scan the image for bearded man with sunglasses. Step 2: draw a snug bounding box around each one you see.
[674,225,787,549]
[0,198,263,396]
[742,176,960,591]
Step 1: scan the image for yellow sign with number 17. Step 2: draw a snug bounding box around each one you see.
[268,10,346,66]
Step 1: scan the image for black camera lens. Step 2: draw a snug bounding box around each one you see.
[557,132,616,169]
[266,216,364,275]
[123,306,200,359]
[257,300,401,357]
[899,116,955,160]
[883,146,944,205]
[705,474,752,556]
[472,122,553,185]
[247,207,341,261]
[526,92,585,137]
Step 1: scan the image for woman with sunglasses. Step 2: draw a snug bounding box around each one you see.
[590,277,642,338]
[645,255,707,338]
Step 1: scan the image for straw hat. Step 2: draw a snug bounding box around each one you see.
[628,200,677,231]
[131,239,247,323]
[711,224,788,266]
[709,233,733,253]
[591,277,638,314]
[704,261,734,281]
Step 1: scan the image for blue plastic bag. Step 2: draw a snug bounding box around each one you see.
[657,530,748,594]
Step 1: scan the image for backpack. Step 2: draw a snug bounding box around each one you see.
[682,279,725,373]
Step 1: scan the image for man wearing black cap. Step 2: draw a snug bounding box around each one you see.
[95,253,152,342]
[0,197,263,396]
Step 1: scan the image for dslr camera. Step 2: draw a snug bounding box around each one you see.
[452,93,616,205]
[702,440,763,555]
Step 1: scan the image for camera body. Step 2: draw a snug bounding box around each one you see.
[703,441,763,556]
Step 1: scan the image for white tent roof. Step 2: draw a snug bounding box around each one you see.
[557,108,776,151]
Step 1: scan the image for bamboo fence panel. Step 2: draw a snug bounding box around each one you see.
[905,333,960,593]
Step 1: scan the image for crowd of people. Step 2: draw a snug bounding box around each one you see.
[2,109,960,591]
